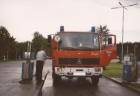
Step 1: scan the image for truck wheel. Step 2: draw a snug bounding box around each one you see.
[52,60,61,86]
[91,76,99,86]
[52,70,61,86]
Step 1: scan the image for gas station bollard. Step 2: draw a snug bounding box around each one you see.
[123,54,138,82]
[20,52,34,83]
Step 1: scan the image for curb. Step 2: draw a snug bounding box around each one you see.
[103,75,140,94]
[34,71,50,96]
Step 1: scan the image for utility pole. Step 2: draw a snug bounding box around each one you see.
[111,2,137,62]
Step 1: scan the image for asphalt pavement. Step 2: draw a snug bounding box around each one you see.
[41,60,140,96]
[0,60,49,96]
[0,60,140,96]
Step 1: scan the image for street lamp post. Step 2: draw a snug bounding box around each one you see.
[111,2,137,62]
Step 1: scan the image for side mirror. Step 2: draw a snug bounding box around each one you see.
[108,38,112,45]
[47,35,52,47]
[48,35,52,43]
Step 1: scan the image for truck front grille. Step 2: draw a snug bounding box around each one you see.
[59,58,100,65]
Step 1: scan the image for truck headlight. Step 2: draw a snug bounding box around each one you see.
[57,67,60,72]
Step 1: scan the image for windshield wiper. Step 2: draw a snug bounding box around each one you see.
[61,47,77,50]
[78,47,94,49]
[78,47,99,50]
[60,47,99,51]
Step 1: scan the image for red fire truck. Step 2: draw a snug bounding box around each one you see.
[48,26,117,86]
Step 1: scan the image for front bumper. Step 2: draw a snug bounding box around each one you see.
[54,67,103,77]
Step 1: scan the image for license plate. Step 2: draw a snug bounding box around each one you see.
[74,72,85,76]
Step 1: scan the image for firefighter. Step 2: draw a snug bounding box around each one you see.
[36,48,47,84]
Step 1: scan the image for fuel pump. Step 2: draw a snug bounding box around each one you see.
[123,45,138,82]
[19,42,34,83]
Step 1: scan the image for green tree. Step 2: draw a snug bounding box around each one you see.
[0,26,16,60]
[15,41,29,59]
[32,32,47,54]
[117,42,140,62]
[96,25,110,35]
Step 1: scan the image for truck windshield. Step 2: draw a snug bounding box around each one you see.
[59,32,99,51]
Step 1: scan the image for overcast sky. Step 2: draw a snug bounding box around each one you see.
[0,0,140,42]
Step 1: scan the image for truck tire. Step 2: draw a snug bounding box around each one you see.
[52,71,61,86]
[52,61,61,86]
[91,76,99,86]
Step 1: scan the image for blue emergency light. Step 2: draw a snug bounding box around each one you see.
[91,26,95,32]
[60,26,64,31]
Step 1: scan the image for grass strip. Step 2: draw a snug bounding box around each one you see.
[128,83,140,90]
[103,62,140,78]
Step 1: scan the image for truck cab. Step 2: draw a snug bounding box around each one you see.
[48,26,117,86]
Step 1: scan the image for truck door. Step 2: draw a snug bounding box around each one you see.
[100,35,117,66]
